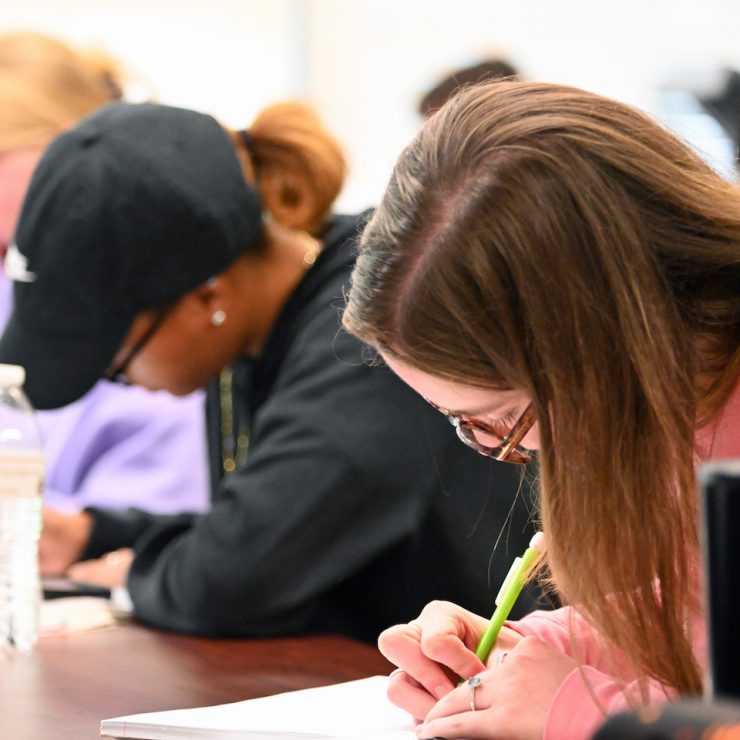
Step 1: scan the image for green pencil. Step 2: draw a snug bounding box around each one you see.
[474,531,545,662]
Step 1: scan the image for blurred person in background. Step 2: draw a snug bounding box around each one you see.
[418,56,520,118]
[0,31,209,574]
[698,68,740,172]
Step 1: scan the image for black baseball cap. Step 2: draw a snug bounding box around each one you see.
[0,102,262,409]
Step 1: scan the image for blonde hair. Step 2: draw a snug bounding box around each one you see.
[344,80,740,696]
[0,31,123,154]
[230,102,347,234]
[0,32,345,235]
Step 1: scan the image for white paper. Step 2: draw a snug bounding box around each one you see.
[40,597,116,636]
[100,675,415,739]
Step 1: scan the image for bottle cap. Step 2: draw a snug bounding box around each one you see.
[0,363,26,388]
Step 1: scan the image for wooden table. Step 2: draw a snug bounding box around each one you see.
[1,620,394,739]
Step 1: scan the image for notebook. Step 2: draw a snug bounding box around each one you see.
[100,675,416,739]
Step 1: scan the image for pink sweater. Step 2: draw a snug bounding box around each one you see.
[508,382,740,739]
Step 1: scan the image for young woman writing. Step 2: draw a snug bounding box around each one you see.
[342,80,740,737]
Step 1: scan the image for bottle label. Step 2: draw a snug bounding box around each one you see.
[0,450,44,498]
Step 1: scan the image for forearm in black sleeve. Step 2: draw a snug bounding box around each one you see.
[80,507,197,560]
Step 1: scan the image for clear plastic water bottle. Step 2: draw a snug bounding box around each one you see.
[0,363,45,652]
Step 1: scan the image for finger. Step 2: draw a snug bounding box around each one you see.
[104,548,134,566]
[417,708,507,740]
[66,561,102,582]
[414,606,487,680]
[379,623,456,700]
[417,600,489,652]
[424,673,492,722]
[67,559,104,578]
[386,669,436,722]
[67,551,131,588]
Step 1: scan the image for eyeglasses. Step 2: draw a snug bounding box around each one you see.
[104,306,172,385]
[425,399,535,464]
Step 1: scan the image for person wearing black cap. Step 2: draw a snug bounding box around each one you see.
[1,100,543,640]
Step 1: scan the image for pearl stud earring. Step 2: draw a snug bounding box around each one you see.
[211,310,227,327]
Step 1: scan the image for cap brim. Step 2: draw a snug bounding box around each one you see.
[0,311,129,410]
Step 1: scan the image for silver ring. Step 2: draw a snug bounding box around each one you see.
[494,651,509,667]
[467,674,483,711]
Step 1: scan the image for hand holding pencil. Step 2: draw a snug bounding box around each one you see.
[473,531,546,663]
[378,533,545,723]
[379,530,581,739]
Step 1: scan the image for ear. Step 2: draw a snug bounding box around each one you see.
[180,276,228,325]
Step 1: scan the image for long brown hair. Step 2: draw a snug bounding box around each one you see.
[344,80,740,695]
[0,31,123,153]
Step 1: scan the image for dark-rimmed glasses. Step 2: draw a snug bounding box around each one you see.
[425,399,535,464]
[104,306,172,385]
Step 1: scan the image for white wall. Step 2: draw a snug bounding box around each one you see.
[306,0,740,210]
[3,0,739,212]
[0,0,302,126]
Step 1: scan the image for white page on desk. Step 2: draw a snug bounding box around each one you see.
[40,597,116,636]
[100,675,416,739]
